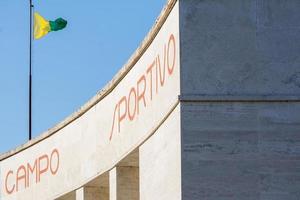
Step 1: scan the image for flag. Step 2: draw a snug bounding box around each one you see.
[34,12,67,40]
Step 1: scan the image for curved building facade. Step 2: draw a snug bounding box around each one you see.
[1,0,300,199]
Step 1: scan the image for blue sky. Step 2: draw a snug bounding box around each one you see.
[0,0,166,153]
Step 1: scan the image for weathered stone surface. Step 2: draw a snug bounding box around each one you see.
[110,166,139,200]
[180,0,300,96]
[140,106,181,200]
[1,1,300,200]
[181,103,300,200]
[76,187,107,200]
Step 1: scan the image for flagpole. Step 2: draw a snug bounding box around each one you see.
[29,0,34,140]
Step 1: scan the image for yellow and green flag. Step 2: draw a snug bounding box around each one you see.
[34,12,67,40]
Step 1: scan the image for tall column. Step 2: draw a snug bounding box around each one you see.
[109,166,139,200]
[179,0,300,199]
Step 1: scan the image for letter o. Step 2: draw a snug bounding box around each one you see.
[128,87,137,121]
[167,34,176,75]
[50,149,59,175]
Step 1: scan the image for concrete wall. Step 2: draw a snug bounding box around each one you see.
[1,1,299,200]
[179,0,300,97]
[140,105,181,200]
[181,102,300,200]
[179,0,300,199]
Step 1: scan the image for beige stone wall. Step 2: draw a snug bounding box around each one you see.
[110,166,139,200]
[140,105,181,200]
[0,1,179,199]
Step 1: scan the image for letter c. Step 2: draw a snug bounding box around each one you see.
[5,170,15,195]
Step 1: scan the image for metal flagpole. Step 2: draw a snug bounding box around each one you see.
[29,0,34,140]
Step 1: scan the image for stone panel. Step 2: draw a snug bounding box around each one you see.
[181,102,300,200]
[140,105,181,200]
[179,0,300,96]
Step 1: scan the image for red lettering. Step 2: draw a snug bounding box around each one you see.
[50,149,59,175]
[5,170,15,195]
[38,154,49,182]
[26,160,38,187]
[16,165,26,192]
[4,149,60,195]
[157,50,166,87]
[128,87,137,121]
[109,104,118,140]
[137,75,147,114]
[167,34,176,75]
[118,96,127,132]
[146,60,155,100]
[108,33,177,140]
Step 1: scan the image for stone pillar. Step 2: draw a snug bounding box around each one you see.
[139,106,181,200]
[109,166,139,200]
[76,186,108,200]
[179,0,300,199]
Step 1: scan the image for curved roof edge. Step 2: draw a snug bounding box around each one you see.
[0,0,177,161]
